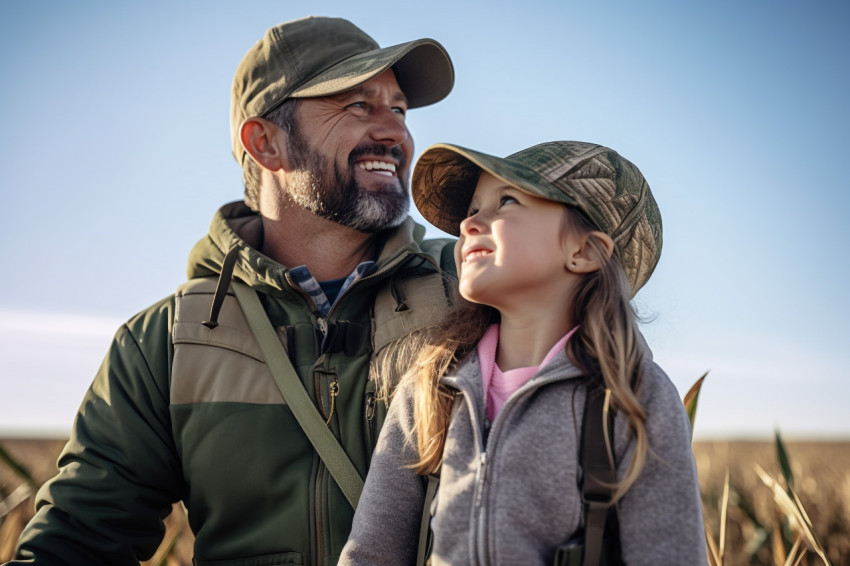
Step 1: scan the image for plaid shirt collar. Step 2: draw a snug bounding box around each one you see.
[289,261,376,317]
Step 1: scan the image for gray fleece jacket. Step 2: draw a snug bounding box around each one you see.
[339,350,707,566]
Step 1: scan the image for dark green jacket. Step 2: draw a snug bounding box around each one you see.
[12,202,455,566]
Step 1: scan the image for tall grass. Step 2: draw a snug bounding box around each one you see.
[1,375,847,564]
[688,375,838,566]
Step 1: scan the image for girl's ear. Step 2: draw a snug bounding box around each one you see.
[239,117,289,172]
[566,231,615,274]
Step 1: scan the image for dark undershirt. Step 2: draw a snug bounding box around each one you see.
[318,276,346,305]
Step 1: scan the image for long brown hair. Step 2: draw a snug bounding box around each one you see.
[382,206,649,499]
[564,208,648,498]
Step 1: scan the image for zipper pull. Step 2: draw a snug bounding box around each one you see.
[365,391,376,421]
[324,379,339,426]
[317,317,328,337]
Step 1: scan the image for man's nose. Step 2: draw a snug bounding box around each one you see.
[368,107,408,147]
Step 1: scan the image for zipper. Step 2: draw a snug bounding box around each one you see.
[311,363,339,563]
[278,271,328,564]
[444,368,580,566]
[295,253,424,563]
[452,383,491,566]
[314,460,326,565]
[308,287,338,565]
[478,373,582,566]
[474,452,490,566]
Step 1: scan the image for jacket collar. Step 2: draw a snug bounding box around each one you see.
[442,347,585,399]
[186,201,430,295]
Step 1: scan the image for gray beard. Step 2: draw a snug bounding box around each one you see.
[284,126,409,233]
[284,169,409,233]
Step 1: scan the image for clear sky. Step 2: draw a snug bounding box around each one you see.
[1,0,848,439]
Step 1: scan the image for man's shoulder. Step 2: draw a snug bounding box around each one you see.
[419,236,457,274]
[121,287,185,339]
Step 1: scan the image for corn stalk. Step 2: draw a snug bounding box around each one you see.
[755,431,832,566]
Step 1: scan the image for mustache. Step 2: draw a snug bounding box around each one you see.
[348,143,407,170]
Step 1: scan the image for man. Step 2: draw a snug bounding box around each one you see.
[9,16,456,565]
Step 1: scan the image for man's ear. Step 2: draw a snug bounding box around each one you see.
[239,117,288,171]
[566,231,615,274]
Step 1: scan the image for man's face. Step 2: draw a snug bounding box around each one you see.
[279,70,413,232]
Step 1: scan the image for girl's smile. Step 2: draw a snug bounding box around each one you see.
[460,246,493,263]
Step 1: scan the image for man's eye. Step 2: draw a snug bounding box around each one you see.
[347,102,367,111]
[392,106,407,116]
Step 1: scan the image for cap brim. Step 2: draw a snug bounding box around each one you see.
[290,39,454,108]
[412,143,579,236]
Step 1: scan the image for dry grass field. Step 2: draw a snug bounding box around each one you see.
[695,439,850,565]
[1,437,848,565]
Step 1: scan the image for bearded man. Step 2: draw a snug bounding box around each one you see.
[10,16,456,566]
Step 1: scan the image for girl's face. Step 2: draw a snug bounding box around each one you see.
[453,172,577,314]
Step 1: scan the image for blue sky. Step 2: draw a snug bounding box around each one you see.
[1,0,848,439]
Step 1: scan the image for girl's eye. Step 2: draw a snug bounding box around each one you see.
[466,207,479,218]
[499,195,519,207]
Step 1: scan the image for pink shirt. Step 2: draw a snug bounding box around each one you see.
[478,324,579,422]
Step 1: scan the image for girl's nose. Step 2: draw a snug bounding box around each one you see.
[460,212,486,235]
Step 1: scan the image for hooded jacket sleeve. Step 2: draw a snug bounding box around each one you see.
[615,362,708,565]
[339,381,426,566]
[10,299,182,565]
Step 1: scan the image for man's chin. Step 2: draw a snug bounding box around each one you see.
[341,192,409,233]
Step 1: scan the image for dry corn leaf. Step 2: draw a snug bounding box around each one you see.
[683,372,708,440]
[755,464,832,565]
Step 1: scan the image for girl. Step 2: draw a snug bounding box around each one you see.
[340,141,707,565]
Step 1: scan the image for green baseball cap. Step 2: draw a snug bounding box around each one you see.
[412,141,663,294]
[230,16,455,164]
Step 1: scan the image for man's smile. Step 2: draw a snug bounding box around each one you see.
[356,159,398,176]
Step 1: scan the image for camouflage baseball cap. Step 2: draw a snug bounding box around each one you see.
[412,141,663,294]
[230,16,454,164]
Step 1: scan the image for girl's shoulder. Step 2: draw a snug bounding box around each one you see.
[638,360,690,417]
[631,359,696,449]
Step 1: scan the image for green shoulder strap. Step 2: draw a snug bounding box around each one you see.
[232,281,364,509]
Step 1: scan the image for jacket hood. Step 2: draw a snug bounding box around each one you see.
[186,201,433,294]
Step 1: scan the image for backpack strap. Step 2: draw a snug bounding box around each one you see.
[232,281,365,509]
[416,470,441,566]
[580,386,620,566]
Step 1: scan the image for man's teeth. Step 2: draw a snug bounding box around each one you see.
[358,161,397,175]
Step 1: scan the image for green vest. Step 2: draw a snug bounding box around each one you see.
[170,242,454,565]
